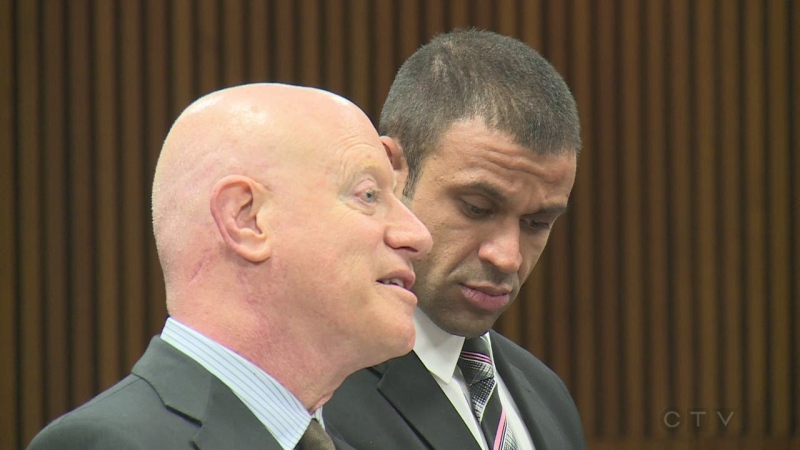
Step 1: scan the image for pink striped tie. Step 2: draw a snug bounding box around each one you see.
[458,336,518,450]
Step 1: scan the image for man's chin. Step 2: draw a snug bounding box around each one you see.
[430,313,496,338]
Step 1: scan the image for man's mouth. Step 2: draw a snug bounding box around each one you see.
[378,278,405,288]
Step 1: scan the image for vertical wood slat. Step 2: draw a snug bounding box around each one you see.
[743,0,768,435]
[569,0,596,437]
[373,0,394,117]
[766,0,792,436]
[42,0,69,422]
[793,0,800,435]
[0,0,16,448]
[471,0,493,30]
[17,0,44,445]
[718,0,744,435]
[94,0,121,390]
[519,0,543,54]
[197,0,219,94]
[67,0,96,408]
[449,1,469,29]
[247,0,270,82]
[299,0,321,87]
[620,0,645,437]
[397,0,420,64]
[119,0,146,372]
[495,0,517,37]
[171,0,195,117]
[693,0,719,437]
[764,0,794,436]
[144,0,169,336]
[668,0,694,438]
[322,0,345,95]
[221,0,245,86]
[348,0,370,115]
[644,0,671,438]
[595,0,621,436]
[274,0,296,83]
[422,0,445,42]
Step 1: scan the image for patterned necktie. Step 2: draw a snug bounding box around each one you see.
[297,419,336,450]
[458,336,518,450]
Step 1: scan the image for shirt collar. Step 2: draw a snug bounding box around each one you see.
[412,308,464,384]
[412,308,496,384]
[161,317,314,450]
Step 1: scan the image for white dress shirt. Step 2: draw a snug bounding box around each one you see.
[413,308,536,450]
[161,317,324,450]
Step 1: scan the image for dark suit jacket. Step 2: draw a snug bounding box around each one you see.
[28,337,355,450]
[324,330,585,450]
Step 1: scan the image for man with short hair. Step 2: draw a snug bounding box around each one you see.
[325,30,586,449]
[28,83,433,450]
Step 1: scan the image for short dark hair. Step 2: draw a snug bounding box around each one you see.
[380,29,581,197]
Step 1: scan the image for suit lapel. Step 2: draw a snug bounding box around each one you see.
[491,333,565,449]
[133,337,282,450]
[192,376,283,449]
[325,421,358,450]
[376,352,481,450]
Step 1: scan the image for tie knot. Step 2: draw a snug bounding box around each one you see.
[461,335,492,356]
[458,336,494,385]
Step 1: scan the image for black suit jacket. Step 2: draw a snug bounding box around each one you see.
[324,331,585,450]
[28,337,355,450]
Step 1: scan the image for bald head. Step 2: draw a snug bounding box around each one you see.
[151,83,378,306]
[149,83,434,408]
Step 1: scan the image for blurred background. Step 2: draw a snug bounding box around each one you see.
[1,0,798,449]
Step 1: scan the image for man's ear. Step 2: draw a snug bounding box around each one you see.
[381,136,408,195]
[210,175,271,263]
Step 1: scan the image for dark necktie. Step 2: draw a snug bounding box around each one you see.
[297,419,336,450]
[458,336,518,450]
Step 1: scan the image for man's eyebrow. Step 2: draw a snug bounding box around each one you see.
[460,182,507,204]
[532,204,570,216]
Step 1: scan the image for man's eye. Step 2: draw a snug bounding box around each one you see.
[360,189,377,203]
[463,202,491,217]
[523,218,551,231]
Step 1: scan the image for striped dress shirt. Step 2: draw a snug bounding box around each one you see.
[161,317,323,450]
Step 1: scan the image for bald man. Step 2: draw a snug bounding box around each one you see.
[28,83,432,450]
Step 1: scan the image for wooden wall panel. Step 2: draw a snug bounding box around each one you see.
[299,0,322,87]
[594,0,622,436]
[692,0,718,437]
[718,0,745,436]
[766,0,792,436]
[94,0,122,391]
[2,1,799,449]
[17,0,44,442]
[668,0,694,439]
[143,0,169,337]
[65,0,96,409]
[197,0,219,93]
[41,0,69,422]
[643,0,671,439]
[570,0,597,437]
[0,0,16,448]
[222,0,246,86]
[793,1,800,436]
[620,0,644,437]
[119,0,147,371]
[743,0,768,435]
